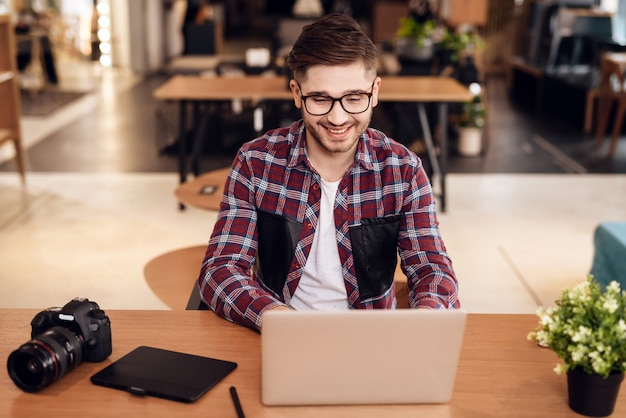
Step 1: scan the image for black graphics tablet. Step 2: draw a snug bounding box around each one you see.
[90,346,237,403]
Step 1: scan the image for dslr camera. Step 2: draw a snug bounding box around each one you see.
[7,297,112,392]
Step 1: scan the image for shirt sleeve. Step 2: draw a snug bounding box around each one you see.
[398,161,460,310]
[197,154,286,331]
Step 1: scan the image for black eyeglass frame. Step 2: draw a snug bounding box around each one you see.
[296,81,376,116]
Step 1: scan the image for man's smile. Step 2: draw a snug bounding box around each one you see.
[324,125,352,137]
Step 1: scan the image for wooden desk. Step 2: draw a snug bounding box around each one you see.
[2,310,623,417]
[154,75,470,212]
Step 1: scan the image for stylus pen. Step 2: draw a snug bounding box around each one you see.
[230,386,245,418]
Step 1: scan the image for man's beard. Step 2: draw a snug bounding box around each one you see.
[302,113,371,155]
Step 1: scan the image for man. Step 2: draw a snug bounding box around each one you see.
[198,13,459,331]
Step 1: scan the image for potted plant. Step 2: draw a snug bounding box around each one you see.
[394,0,442,61]
[528,275,626,417]
[395,16,438,61]
[457,82,486,156]
[438,29,484,65]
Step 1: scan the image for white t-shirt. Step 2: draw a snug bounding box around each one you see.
[289,178,349,310]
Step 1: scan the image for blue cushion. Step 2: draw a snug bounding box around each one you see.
[590,222,626,288]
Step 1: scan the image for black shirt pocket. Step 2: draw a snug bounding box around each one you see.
[255,210,303,296]
[349,215,401,300]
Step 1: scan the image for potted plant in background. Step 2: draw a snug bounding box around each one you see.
[395,15,438,61]
[438,28,483,65]
[457,82,486,156]
[394,0,442,62]
[528,275,626,417]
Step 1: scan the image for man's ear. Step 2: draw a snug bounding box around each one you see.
[289,79,302,109]
[371,76,382,108]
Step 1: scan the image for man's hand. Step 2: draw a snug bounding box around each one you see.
[270,305,292,312]
[260,305,292,329]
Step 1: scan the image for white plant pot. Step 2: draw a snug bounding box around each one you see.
[395,37,434,61]
[458,127,483,156]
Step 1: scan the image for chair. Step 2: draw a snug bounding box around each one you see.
[183,22,216,55]
[546,7,612,71]
[546,7,577,69]
[187,280,209,310]
[1,16,27,184]
[272,18,316,61]
[143,245,207,310]
[0,129,26,185]
[584,86,600,133]
[595,53,626,158]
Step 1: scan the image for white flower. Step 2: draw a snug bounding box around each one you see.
[554,364,566,375]
[569,281,589,301]
[607,281,621,294]
[602,296,619,314]
[589,352,610,375]
[528,275,626,377]
[571,326,592,343]
[571,346,586,363]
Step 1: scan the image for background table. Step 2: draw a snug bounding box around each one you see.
[2,310,623,417]
[154,74,470,212]
[173,166,230,211]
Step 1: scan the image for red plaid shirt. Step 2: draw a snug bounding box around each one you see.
[199,120,459,330]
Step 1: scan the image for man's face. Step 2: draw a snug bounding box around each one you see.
[290,63,381,157]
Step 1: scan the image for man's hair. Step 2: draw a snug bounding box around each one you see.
[287,13,378,81]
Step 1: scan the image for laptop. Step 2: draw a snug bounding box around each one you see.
[261,309,467,406]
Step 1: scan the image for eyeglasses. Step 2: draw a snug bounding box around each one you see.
[297,81,375,116]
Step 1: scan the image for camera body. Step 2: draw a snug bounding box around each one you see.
[7,298,112,392]
[31,298,112,362]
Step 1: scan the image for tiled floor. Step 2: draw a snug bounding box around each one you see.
[1,53,625,313]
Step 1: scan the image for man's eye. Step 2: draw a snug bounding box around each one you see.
[311,96,331,104]
[345,95,365,103]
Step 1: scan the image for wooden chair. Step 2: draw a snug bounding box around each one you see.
[144,245,409,311]
[595,53,626,158]
[0,15,27,184]
[584,86,600,134]
[0,128,26,184]
[546,8,612,71]
[144,245,207,310]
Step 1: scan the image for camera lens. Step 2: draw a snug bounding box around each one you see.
[7,326,83,392]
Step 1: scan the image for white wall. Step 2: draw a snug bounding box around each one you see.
[617,0,626,41]
[126,0,165,74]
[111,0,130,68]
[600,0,626,41]
[124,0,184,74]
[164,0,185,58]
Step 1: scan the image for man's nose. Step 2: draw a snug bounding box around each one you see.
[326,100,349,125]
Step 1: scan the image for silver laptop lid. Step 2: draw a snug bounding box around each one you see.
[261,309,467,406]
